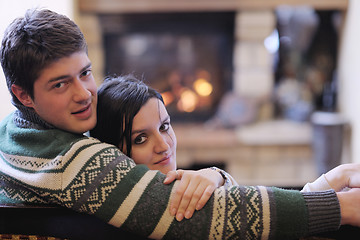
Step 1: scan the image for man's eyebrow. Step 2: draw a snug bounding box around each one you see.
[81,63,92,73]
[48,75,69,83]
[48,63,92,83]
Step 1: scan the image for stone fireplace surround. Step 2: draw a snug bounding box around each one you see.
[76,0,349,186]
[77,0,347,99]
[77,0,347,97]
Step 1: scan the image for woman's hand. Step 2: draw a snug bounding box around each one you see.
[303,163,360,192]
[311,163,360,227]
[324,163,360,191]
[337,188,360,226]
[163,168,224,221]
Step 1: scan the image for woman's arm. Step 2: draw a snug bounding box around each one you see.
[163,167,238,221]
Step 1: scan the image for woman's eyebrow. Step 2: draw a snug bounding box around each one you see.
[131,128,146,135]
[161,115,170,123]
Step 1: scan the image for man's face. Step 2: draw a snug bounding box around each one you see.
[24,52,98,133]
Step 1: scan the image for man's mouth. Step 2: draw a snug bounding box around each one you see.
[72,104,91,115]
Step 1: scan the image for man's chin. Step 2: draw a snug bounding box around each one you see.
[62,120,97,134]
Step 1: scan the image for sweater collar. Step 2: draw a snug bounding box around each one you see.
[13,104,55,130]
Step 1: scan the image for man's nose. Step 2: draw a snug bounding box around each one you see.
[73,78,91,103]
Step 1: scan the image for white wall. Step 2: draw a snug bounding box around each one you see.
[0,0,73,121]
[338,0,360,163]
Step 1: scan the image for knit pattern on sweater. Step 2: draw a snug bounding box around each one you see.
[0,112,341,239]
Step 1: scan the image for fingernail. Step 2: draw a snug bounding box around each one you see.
[170,208,177,216]
[176,213,184,221]
[164,177,169,182]
[184,210,191,219]
[195,204,201,211]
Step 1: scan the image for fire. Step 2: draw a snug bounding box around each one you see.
[177,89,198,112]
[193,78,213,97]
[160,68,214,113]
[161,91,175,106]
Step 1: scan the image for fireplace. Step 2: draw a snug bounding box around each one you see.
[99,12,235,122]
[77,0,349,186]
[78,0,347,124]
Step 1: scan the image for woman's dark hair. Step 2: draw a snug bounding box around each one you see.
[90,75,164,157]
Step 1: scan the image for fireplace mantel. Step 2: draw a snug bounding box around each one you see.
[77,0,347,123]
[78,0,348,14]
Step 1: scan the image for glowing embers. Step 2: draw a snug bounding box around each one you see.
[161,69,214,113]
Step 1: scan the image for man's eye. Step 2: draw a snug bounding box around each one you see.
[54,82,65,89]
[134,135,147,145]
[81,69,91,78]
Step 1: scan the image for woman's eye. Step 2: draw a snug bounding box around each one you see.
[160,123,170,132]
[134,135,147,145]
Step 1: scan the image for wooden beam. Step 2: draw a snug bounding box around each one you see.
[78,0,348,14]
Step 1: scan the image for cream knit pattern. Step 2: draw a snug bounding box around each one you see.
[0,110,341,239]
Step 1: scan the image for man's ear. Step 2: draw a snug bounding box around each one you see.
[11,84,34,108]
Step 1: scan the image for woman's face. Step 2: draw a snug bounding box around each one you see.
[125,97,177,174]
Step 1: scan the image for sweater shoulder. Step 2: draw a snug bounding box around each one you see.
[0,113,125,174]
[0,112,118,159]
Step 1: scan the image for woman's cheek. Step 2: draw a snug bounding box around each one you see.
[131,146,153,166]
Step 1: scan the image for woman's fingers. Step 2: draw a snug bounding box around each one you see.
[168,169,219,221]
[195,185,215,211]
[168,170,188,217]
[164,170,180,184]
[183,183,215,219]
[174,176,198,221]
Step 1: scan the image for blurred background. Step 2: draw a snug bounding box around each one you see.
[1,0,360,187]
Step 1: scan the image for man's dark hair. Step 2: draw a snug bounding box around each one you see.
[0,8,87,106]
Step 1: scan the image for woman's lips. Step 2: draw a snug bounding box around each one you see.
[155,155,172,165]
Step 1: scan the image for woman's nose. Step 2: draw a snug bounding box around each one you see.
[154,133,170,154]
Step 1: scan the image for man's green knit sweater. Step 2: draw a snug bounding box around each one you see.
[0,110,341,239]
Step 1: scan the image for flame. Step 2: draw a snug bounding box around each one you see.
[177,89,198,112]
[161,91,174,106]
[193,78,213,97]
